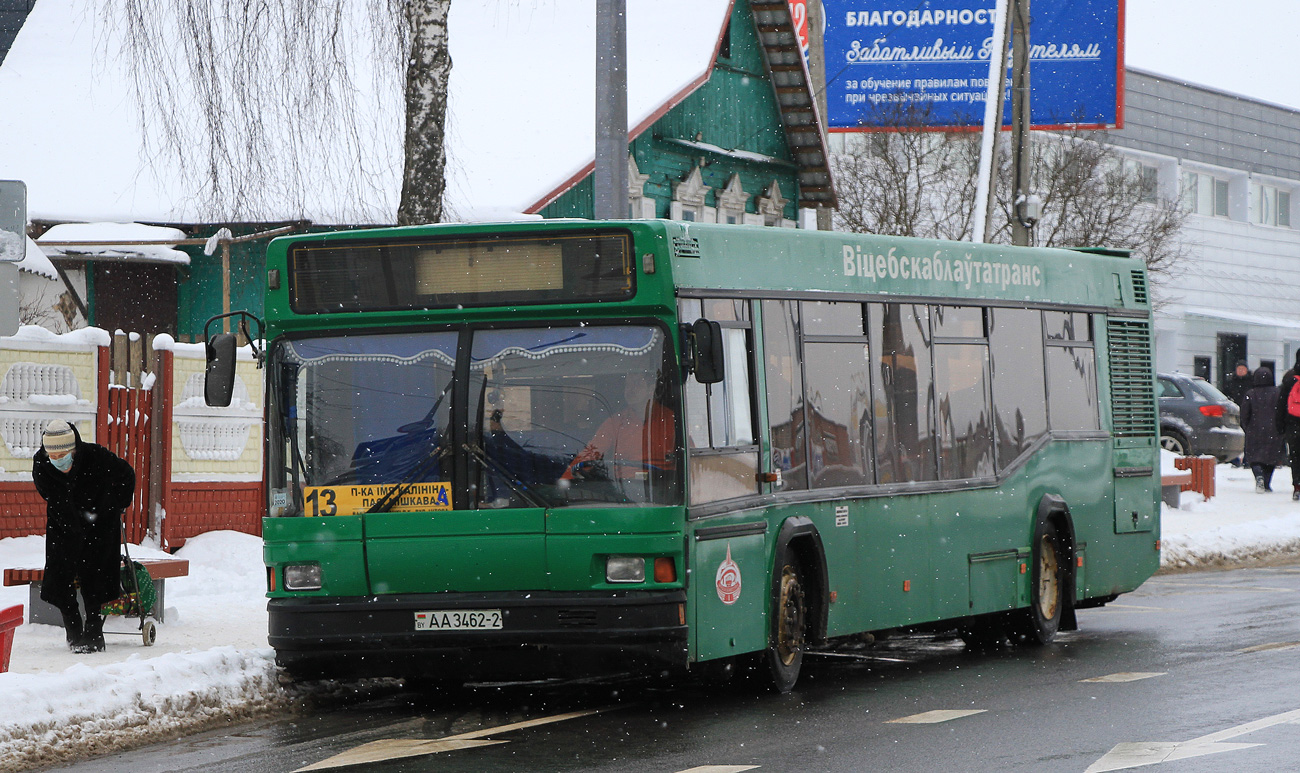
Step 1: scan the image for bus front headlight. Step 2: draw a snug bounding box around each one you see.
[283,563,322,591]
[605,556,645,583]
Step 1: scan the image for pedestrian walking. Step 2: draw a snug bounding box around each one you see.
[1224,360,1251,405]
[1225,360,1253,466]
[1275,352,1300,500]
[1241,366,1287,492]
[31,420,136,653]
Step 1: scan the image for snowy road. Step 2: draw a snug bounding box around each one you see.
[37,562,1300,773]
[2,458,1300,771]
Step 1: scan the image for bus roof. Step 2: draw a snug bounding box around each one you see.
[265,219,1150,328]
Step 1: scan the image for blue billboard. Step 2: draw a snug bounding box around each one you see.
[823,0,1124,131]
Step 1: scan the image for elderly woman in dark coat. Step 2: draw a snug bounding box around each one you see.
[32,420,136,653]
[1241,367,1287,493]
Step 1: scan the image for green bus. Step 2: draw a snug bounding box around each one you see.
[206,219,1159,691]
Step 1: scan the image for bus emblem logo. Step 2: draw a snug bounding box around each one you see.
[716,544,742,605]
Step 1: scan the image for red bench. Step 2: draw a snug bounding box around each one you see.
[4,558,188,625]
[0,604,21,672]
[1160,469,1192,508]
[1174,455,1216,499]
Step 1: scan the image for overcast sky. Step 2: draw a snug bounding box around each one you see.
[1125,0,1300,110]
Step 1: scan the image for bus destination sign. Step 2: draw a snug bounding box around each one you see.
[303,482,453,516]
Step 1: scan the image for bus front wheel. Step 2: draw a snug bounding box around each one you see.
[764,557,807,693]
[1014,521,1066,645]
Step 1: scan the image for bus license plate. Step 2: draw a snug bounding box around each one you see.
[414,609,503,631]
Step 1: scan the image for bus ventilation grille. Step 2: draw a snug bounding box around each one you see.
[1130,269,1148,305]
[556,610,598,627]
[672,236,702,259]
[1107,318,1156,438]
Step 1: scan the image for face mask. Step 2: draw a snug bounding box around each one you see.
[50,453,73,472]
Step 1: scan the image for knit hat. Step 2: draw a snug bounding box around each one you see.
[41,420,76,455]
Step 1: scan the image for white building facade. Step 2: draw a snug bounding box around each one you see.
[1108,69,1300,388]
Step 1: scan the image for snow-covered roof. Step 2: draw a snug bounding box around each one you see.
[0,0,733,225]
[18,236,57,279]
[36,222,190,265]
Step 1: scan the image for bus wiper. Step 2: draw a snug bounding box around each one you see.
[364,381,456,514]
[462,441,554,509]
[365,442,447,514]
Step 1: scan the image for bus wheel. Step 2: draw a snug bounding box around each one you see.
[1015,522,1065,645]
[765,558,807,693]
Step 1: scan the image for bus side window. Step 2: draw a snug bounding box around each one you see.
[988,308,1048,468]
[1043,312,1101,431]
[869,303,938,483]
[711,327,754,446]
[802,301,873,488]
[932,305,994,480]
[682,299,760,505]
[762,300,806,490]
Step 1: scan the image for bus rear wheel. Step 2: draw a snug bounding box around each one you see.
[1014,522,1065,645]
[764,557,807,693]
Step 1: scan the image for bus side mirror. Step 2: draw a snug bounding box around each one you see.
[691,319,725,385]
[205,333,239,407]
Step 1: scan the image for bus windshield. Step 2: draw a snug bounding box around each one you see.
[267,324,680,515]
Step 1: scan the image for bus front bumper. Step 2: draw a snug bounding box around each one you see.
[268,589,689,682]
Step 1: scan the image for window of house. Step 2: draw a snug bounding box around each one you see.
[756,181,788,227]
[1182,170,1229,217]
[671,167,710,223]
[1124,159,1159,203]
[1193,355,1211,381]
[1252,182,1292,227]
[716,174,749,226]
[627,155,655,219]
[1140,165,1159,203]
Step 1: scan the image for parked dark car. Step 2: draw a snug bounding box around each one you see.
[1157,371,1245,460]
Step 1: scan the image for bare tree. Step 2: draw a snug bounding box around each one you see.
[832,102,981,242]
[104,0,450,225]
[831,103,1187,283]
[397,0,452,226]
[1012,129,1186,282]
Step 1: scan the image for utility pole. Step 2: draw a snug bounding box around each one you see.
[1009,0,1036,246]
[971,0,1010,244]
[593,0,629,221]
[808,0,833,232]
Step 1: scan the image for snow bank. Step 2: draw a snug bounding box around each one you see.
[1159,464,1300,570]
[1,324,110,349]
[0,648,283,772]
[0,531,281,771]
